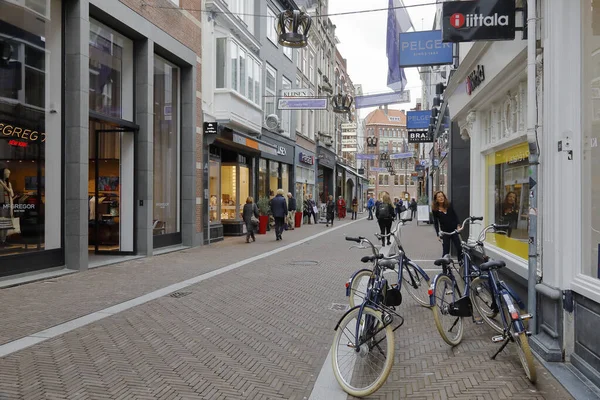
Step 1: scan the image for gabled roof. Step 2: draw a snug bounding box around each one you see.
[364,109,407,126]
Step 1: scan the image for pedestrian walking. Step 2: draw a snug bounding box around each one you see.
[431,190,463,261]
[242,196,259,243]
[374,198,382,224]
[326,195,335,227]
[336,196,346,220]
[367,195,375,220]
[287,192,297,230]
[410,198,418,220]
[376,194,395,247]
[351,197,358,220]
[270,189,288,241]
[304,193,318,224]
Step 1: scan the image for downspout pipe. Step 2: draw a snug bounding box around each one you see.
[526,0,539,334]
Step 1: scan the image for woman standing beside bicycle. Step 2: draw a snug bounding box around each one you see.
[432,191,463,261]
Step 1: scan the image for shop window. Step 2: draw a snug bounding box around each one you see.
[221,165,237,220]
[269,160,279,195]
[485,143,530,260]
[89,19,133,120]
[0,0,61,259]
[153,56,180,237]
[209,159,220,223]
[258,159,267,199]
[583,0,600,280]
[281,164,289,193]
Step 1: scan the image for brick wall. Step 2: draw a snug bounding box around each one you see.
[119,0,204,234]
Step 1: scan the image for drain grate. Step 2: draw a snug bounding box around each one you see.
[169,291,192,298]
[330,303,350,312]
[289,260,319,266]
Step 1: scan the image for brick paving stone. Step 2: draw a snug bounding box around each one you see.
[0,218,576,400]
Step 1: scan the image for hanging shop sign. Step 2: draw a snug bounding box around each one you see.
[355,90,410,109]
[442,0,516,43]
[466,65,485,95]
[299,152,314,165]
[355,154,378,160]
[406,111,431,130]
[408,131,434,143]
[203,121,218,135]
[399,30,453,68]
[278,98,327,110]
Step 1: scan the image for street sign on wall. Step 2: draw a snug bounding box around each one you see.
[399,30,453,67]
[442,0,516,43]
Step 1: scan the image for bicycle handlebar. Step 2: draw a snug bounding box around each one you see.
[438,216,483,237]
[345,236,364,243]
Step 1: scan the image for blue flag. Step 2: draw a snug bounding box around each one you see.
[386,0,413,92]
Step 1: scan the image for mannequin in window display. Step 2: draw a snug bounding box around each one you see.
[0,168,15,247]
[501,191,519,237]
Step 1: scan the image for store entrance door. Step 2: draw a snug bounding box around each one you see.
[90,127,136,255]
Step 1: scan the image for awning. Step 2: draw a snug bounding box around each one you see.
[214,129,278,155]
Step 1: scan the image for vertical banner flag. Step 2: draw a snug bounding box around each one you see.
[386,0,413,92]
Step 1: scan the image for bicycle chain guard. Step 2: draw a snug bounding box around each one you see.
[448,295,473,317]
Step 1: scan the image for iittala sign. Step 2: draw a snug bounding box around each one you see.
[442,0,516,43]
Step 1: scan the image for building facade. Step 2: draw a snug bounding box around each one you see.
[443,0,600,387]
[0,0,202,277]
[363,107,417,202]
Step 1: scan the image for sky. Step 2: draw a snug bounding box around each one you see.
[328,0,438,120]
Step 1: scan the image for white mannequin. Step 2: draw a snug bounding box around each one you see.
[0,168,14,245]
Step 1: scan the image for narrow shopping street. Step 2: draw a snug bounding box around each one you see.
[0,217,575,400]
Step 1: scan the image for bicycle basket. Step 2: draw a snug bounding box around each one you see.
[383,284,402,307]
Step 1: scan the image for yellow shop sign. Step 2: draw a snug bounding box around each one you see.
[0,122,46,142]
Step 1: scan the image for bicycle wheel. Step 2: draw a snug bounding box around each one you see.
[432,275,464,346]
[500,299,537,382]
[349,270,374,308]
[514,332,537,383]
[331,307,395,397]
[402,262,431,307]
[470,277,502,334]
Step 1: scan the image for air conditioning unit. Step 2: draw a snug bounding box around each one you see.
[265,114,283,133]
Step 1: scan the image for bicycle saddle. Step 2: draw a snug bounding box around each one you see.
[361,254,384,263]
[480,260,506,271]
[379,259,398,270]
[434,254,453,266]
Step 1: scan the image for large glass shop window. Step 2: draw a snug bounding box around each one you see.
[209,159,220,223]
[485,143,530,260]
[89,19,133,120]
[269,160,278,196]
[583,0,600,280]
[258,158,267,199]
[281,164,289,194]
[153,56,180,236]
[0,0,62,257]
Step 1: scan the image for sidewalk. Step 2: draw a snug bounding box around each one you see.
[0,218,577,399]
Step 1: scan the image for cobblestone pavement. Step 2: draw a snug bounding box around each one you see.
[0,218,575,399]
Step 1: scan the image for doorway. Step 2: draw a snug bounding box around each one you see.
[88,123,136,255]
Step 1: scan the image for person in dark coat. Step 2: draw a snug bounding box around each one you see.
[410,198,418,219]
[304,193,317,224]
[242,196,259,243]
[432,191,463,261]
[270,189,288,241]
[376,194,396,247]
[287,192,297,230]
[326,195,335,227]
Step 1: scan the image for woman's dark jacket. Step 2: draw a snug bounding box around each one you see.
[242,203,259,224]
[432,205,460,236]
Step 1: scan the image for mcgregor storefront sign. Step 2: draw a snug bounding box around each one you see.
[0,122,46,143]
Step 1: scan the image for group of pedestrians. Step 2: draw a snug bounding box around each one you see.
[242,189,299,243]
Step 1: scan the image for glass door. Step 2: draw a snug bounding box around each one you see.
[92,128,135,254]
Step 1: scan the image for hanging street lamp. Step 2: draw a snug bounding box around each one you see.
[332,93,354,114]
[276,10,312,48]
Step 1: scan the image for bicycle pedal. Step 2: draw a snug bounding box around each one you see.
[473,316,484,325]
[491,335,504,343]
[520,313,532,320]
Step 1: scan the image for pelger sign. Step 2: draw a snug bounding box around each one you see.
[442,0,515,43]
[399,30,453,68]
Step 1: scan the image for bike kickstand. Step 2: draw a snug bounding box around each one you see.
[491,338,510,360]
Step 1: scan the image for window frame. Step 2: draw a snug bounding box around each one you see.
[264,63,277,119]
[215,36,262,106]
[266,7,278,45]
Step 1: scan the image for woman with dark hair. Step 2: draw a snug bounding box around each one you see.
[501,191,519,237]
[431,191,463,261]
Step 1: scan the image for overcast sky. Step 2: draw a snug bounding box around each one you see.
[328,0,437,119]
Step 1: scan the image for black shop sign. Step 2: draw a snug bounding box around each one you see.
[466,65,485,95]
[442,0,516,43]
